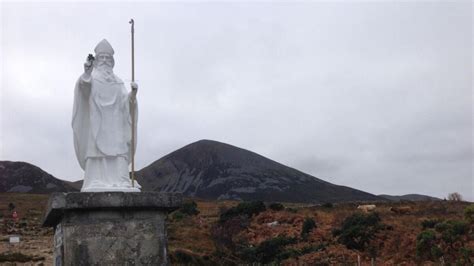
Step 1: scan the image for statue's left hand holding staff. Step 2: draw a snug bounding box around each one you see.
[131,82,138,98]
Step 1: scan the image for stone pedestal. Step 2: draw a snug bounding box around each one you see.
[43,192,182,266]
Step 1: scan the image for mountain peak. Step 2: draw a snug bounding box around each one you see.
[137,140,382,203]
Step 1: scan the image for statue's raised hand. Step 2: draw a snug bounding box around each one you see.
[84,54,94,75]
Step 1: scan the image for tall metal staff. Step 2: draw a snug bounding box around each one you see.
[129,18,136,187]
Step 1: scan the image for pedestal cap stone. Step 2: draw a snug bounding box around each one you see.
[43,192,182,227]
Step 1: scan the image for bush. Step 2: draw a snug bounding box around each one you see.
[301,217,317,239]
[435,220,469,236]
[269,203,284,211]
[460,247,473,264]
[219,201,266,224]
[430,246,443,259]
[171,211,185,221]
[435,220,469,245]
[416,230,441,260]
[0,252,42,263]
[285,207,298,213]
[170,249,214,265]
[464,204,474,223]
[434,222,449,233]
[421,219,441,229]
[180,201,200,216]
[322,202,333,208]
[239,236,297,264]
[449,220,469,235]
[300,244,325,254]
[277,244,326,261]
[333,212,383,251]
[211,215,251,250]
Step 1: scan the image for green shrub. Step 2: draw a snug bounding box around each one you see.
[170,249,214,265]
[269,203,284,211]
[322,202,333,208]
[285,207,298,213]
[449,220,469,235]
[211,215,251,250]
[435,220,469,235]
[434,222,449,233]
[275,244,326,261]
[300,244,326,254]
[435,220,469,245]
[421,219,441,229]
[331,228,342,237]
[0,252,39,263]
[416,230,440,260]
[180,201,200,216]
[219,201,266,224]
[275,248,301,261]
[172,211,185,221]
[430,246,443,259]
[239,236,297,264]
[333,212,383,251]
[174,250,194,264]
[301,217,317,239]
[464,204,474,223]
[460,247,473,264]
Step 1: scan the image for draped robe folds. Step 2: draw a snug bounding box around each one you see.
[72,69,140,192]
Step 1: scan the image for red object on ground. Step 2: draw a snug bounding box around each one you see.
[12,211,18,222]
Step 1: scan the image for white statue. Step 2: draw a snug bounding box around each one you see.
[72,39,141,192]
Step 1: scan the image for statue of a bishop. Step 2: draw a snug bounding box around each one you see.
[72,39,141,192]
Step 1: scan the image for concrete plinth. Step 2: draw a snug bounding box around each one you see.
[43,192,182,266]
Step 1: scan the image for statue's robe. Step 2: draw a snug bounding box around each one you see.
[72,69,139,191]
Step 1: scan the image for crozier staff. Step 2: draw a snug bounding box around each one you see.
[130,18,136,187]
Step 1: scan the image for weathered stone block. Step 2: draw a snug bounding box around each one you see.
[43,192,182,266]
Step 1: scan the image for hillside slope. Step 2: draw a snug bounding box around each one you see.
[379,194,441,202]
[0,161,78,193]
[136,140,383,203]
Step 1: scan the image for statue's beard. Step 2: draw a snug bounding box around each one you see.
[95,63,115,82]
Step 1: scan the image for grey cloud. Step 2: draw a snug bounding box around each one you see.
[1,2,472,200]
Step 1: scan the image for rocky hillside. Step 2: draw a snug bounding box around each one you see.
[136,140,383,203]
[0,161,78,193]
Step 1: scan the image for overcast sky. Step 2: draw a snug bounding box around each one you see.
[1,1,472,201]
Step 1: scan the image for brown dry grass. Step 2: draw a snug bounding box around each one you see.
[0,193,53,266]
[0,193,472,265]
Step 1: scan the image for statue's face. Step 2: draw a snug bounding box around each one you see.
[95,53,114,68]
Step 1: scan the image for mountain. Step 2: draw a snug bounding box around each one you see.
[0,161,78,193]
[136,139,383,203]
[378,194,441,202]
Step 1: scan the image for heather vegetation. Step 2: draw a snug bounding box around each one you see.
[218,200,266,224]
[421,218,442,229]
[301,217,317,239]
[239,235,297,263]
[268,202,284,211]
[416,219,472,263]
[1,193,473,264]
[465,204,474,223]
[332,212,389,251]
[171,200,200,221]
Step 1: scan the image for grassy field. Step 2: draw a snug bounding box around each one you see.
[0,192,473,265]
